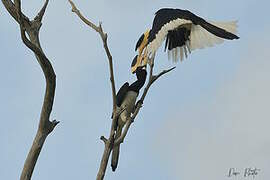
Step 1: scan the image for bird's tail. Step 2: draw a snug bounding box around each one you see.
[200,20,239,40]
[111,126,122,172]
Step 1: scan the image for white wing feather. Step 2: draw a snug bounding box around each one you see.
[190,21,238,51]
[147,18,192,56]
[147,20,238,63]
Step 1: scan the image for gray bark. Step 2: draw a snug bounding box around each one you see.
[2,1,59,180]
[68,1,176,179]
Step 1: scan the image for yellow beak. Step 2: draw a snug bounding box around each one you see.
[131,30,150,73]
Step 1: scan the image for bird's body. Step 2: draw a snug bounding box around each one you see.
[132,8,239,73]
[111,61,147,172]
[118,91,138,125]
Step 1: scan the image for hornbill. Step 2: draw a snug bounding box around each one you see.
[111,56,147,171]
[131,8,239,73]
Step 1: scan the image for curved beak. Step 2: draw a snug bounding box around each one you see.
[132,30,150,73]
[131,54,143,74]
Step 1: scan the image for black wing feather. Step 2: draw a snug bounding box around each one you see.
[131,55,138,68]
[149,8,239,44]
[165,27,191,51]
[198,21,239,40]
[116,82,129,107]
[149,9,195,43]
[164,33,169,51]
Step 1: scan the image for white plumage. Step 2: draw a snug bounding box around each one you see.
[133,8,239,73]
[147,18,192,57]
[190,21,238,51]
[146,19,238,63]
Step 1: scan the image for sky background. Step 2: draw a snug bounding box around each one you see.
[0,0,269,179]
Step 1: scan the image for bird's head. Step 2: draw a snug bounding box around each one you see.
[135,66,147,81]
[129,61,147,93]
[131,30,151,74]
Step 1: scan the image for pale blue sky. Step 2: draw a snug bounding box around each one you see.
[0,0,269,179]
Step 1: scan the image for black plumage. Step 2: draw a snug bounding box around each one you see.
[133,8,239,72]
[131,55,139,74]
[115,66,147,112]
[148,8,239,44]
[165,27,191,51]
[111,66,147,172]
[116,82,129,107]
[135,33,145,51]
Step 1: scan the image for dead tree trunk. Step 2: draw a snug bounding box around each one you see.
[2,1,59,180]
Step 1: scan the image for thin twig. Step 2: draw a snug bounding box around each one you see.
[100,136,108,144]
[68,0,116,111]
[68,1,118,179]
[152,66,176,84]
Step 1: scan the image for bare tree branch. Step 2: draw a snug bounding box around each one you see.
[68,0,116,111]
[2,0,30,27]
[2,0,58,180]
[68,0,100,32]
[114,63,176,146]
[100,136,108,144]
[34,0,49,22]
[152,66,176,84]
[68,1,119,179]
[68,1,175,179]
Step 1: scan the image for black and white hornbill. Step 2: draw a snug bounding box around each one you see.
[111,56,147,172]
[131,8,239,73]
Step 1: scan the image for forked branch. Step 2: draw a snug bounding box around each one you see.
[68,1,175,179]
[2,0,58,180]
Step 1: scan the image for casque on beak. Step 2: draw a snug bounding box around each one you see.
[132,30,151,73]
[131,54,147,74]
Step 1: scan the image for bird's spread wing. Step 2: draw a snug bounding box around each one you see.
[147,8,239,62]
[189,20,238,51]
[164,24,192,62]
[116,82,129,107]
